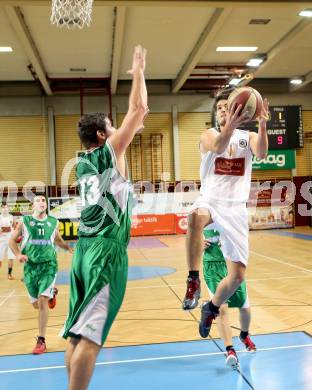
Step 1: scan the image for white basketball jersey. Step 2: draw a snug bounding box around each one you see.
[0,214,14,241]
[200,128,253,203]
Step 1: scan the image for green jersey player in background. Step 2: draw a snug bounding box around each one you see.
[10,195,72,354]
[62,45,148,390]
[203,226,256,369]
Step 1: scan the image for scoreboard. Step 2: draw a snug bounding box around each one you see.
[240,105,304,149]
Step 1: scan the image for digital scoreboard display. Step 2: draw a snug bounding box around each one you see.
[240,105,304,149]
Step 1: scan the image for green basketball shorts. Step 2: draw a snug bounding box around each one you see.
[203,260,249,308]
[23,259,57,303]
[62,236,128,346]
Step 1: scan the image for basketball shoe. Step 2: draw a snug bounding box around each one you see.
[240,334,256,352]
[33,337,47,355]
[199,301,217,338]
[182,277,201,310]
[226,348,239,369]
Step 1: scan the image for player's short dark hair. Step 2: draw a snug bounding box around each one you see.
[215,89,232,104]
[33,195,47,203]
[78,113,109,148]
[211,88,233,129]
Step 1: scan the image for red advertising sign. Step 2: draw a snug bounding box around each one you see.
[131,214,176,236]
[175,214,189,234]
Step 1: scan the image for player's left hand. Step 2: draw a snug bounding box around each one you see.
[67,246,74,254]
[127,45,147,75]
[17,254,28,263]
[258,98,269,126]
[204,239,211,249]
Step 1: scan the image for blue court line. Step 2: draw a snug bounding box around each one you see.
[264,230,312,240]
[56,266,176,284]
[0,332,311,390]
[127,266,176,281]
[57,237,168,251]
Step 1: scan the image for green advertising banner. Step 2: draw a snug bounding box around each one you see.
[252,149,296,170]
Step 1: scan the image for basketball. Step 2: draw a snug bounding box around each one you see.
[228,87,263,121]
[16,235,23,244]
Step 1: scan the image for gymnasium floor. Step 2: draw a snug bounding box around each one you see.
[1,332,311,390]
[0,227,311,389]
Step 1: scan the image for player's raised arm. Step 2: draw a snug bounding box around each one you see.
[250,98,269,158]
[109,45,149,156]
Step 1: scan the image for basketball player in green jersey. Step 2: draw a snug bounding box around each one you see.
[9,195,73,354]
[62,45,148,390]
[203,226,256,368]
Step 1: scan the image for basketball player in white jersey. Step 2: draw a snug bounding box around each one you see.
[0,204,16,279]
[182,89,269,339]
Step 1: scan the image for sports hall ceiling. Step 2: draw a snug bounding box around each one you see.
[1,0,312,96]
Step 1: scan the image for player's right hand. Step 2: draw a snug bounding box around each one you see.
[17,254,28,263]
[223,103,250,133]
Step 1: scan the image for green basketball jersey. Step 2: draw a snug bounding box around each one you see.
[21,215,59,264]
[76,141,133,244]
[203,229,225,262]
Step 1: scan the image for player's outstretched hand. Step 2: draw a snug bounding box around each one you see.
[17,254,28,263]
[127,45,146,75]
[258,98,269,127]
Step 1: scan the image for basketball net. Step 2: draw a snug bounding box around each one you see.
[50,0,94,29]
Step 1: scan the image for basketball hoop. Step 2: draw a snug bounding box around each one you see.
[51,0,94,29]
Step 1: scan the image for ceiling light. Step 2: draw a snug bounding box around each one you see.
[246,58,264,67]
[0,47,13,52]
[229,78,242,86]
[290,77,304,85]
[246,54,266,67]
[299,9,312,17]
[216,46,258,52]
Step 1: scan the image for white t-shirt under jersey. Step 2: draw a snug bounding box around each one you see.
[200,128,253,204]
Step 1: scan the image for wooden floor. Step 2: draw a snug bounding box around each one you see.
[0,226,311,356]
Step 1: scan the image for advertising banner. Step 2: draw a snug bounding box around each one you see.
[252,149,295,170]
[175,213,189,234]
[7,201,32,216]
[131,214,175,236]
[48,197,81,219]
[48,197,81,240]
[133,191,198,215]
[48,186,295,239]
[248,205,294,230]
[58,218,80,240]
